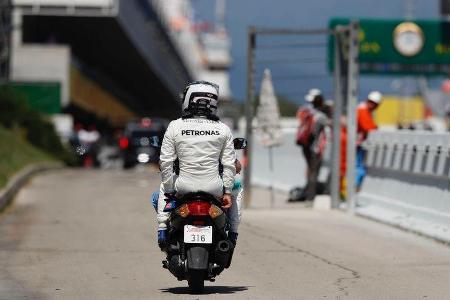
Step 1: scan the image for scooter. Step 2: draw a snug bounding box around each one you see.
[160,138,247,294]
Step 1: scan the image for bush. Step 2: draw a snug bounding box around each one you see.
[0,85,75,164]
[0,125,54,188]
[0,87,29,127]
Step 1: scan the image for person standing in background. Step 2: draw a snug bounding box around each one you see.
[355,91,382,189]
[294,89,329,201]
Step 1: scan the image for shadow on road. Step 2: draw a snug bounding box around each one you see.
[160,285,250,295]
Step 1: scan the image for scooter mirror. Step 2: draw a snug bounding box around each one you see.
[233,138,247,150]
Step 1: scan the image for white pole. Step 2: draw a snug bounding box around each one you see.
[346,21,360,214]
[268,145,275,208]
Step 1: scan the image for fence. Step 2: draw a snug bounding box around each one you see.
[356,130,450,243]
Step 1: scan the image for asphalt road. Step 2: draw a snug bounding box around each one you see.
[1,168,450,300]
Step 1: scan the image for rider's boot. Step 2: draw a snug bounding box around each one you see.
[228,232,238,246]
[157,224,167,251]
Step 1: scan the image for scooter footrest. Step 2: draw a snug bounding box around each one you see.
[162,260,169,269]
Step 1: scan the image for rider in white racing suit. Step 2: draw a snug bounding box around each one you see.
[157,81,237,248]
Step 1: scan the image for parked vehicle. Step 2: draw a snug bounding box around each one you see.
[119,118,168,169]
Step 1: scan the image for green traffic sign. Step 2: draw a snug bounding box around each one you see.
[9,82,61,114]
[329,18,450,75]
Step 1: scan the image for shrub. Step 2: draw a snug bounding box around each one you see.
[0,85,75,164]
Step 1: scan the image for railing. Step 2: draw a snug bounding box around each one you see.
[364,131,450,177]
[356,130,450,243]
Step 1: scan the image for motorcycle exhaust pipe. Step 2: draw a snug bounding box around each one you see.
[214,240,233,267]
[217,240,232,253]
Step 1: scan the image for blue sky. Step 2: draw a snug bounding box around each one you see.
[192,0,440,103]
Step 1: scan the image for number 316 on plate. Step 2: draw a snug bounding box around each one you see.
[184,225,212,244]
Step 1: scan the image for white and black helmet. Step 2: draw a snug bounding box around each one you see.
[181,81,219,116]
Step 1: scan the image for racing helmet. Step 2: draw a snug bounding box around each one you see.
[181,81,219,116]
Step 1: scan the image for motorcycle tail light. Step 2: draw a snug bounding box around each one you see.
[176,204,190,218]
[209,204,223,219]
[187,202,211,216]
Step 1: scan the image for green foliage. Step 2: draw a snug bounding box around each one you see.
[0,125,54,188]
[0,86,75,164]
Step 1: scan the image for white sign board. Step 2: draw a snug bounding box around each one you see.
[256,68,283,147]
[11,45,70,107]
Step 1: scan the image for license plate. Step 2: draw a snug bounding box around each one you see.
[184,225,212,244]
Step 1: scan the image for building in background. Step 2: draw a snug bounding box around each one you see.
[6,0,198,135]
[153,0,236,126]
[196,0,232,101]
[153,0,232,100]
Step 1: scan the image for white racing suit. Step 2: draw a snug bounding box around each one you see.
[158,117,237,231]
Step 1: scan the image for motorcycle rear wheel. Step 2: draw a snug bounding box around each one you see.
[188,270,205,294]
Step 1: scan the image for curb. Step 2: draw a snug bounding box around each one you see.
[355,207,450,246]
[0,162,64,212]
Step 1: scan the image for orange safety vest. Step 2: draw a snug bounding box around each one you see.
[340,102,378,175]
[357,103,377,145]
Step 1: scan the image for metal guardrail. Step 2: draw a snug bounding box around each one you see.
[356,130,450,243]
[364,131,450,178]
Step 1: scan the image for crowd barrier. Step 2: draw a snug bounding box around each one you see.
[356,131,450,243]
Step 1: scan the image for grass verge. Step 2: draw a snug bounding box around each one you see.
[0,125,55,189]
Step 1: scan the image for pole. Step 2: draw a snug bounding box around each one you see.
[441,0,450,19]
[0,0,12,84]
[243,27,256,209]
[330,26,345,209]
[345,21,360,214]
[268,145,275,208]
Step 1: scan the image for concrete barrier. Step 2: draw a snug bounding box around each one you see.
[0,162,63,212]
[356,131,450,243]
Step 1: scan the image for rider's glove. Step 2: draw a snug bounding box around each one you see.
[222,193,232,209]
